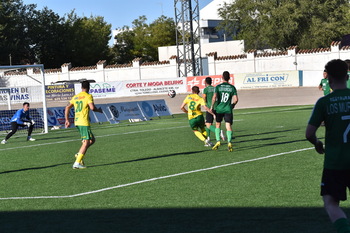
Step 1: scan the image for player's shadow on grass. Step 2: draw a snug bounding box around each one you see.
[0,207,336,233]
[236,128,300,138]
[89,150,207,168]
[0,162,70,175]
[236,138,316,151]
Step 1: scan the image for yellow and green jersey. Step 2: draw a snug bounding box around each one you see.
[308,89,350,170]
[69,91,93,126]
[183,94,206,120]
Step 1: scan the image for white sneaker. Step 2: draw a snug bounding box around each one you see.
[220,130,226,141]
[73,162,86,169]
[27,137,36,141]
[204,138,214,147]
[1,139,7,144]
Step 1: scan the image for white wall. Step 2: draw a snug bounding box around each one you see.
[2,42,350,88]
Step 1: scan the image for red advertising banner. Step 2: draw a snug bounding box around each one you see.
[186,74,235,92]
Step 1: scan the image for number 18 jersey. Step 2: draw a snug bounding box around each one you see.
[214,82,237,114]
[308,89,350,169]
[69,91,93,126]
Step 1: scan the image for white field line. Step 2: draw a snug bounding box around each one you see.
[0,147,314,200]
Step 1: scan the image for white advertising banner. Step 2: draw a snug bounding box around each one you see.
[233,71,302,89]
[122,78,187,96]
[74,81,123,98]
[44,99,172,126]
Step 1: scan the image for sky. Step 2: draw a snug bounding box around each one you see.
[22,0,214,45]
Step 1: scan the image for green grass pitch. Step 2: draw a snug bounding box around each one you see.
[0,105,344,233]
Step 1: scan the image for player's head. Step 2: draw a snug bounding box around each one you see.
[192,86,200,94]
[222,71,230,82]
[345,59,350,71]
[325,59,348,81]
[81,80,90,92]
[205,77,212,86]
[323,69,327,79]
[23,102,30,111]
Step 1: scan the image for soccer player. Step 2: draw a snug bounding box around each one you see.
[306,59,350,233]
[202,77,225,144]
[181,86,214,146]
[1,102,36,144]
[65,81,103,169]
[319,70,331,95]
[211,71,238,152]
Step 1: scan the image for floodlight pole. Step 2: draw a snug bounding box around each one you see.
[174,0,202,77]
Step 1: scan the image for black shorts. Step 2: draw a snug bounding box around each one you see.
[215,113,233,124]
[205,110,216,124]
[321,168,350,201]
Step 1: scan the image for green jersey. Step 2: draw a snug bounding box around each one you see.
[308,89,350,170]
[214,82,237,114]
[347,71,350,89]
[203,85,215,108]
[320,78,331,95]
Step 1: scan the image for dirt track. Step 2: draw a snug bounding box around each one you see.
[94,87,322,114]
[2,87,322,113]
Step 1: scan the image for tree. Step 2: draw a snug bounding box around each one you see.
[27,7,67,68]
[218,0,350,50]
[111,15,176,64]
[64,12,112,67]
[0,0,35,65]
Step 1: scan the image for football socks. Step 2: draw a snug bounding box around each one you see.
[194,131,206,141]
[75,153,85,163]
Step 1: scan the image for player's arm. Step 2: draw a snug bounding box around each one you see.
[88,102,103,113]
[203,104,214,116]
[65,103,74,128]
[305,124,324,154]
[180,102,188,114]
[231,94,238,109]
[211,92,217,110]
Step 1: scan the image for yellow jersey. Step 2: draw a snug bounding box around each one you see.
[69,91,94,126]
[183,94,206,120]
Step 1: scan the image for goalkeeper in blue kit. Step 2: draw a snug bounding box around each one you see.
[1,102,36,144]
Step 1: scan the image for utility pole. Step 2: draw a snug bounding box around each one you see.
[174,0,202,77]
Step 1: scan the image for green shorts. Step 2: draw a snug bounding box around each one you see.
[76,126,94,140]
[189,115,205,131]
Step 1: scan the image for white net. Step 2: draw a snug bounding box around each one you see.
[0,65,48,138]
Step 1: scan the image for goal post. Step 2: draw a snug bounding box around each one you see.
[0,64,48,135]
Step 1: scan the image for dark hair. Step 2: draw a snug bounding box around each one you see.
[23,102,29,107]
[222,71,230,81]
[81,80,90,90]
[205,77,212,85]
[192,86,200,94]
[325,59,348,80]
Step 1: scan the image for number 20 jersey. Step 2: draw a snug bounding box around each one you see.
[308,89,350,169]
[69,91,94,126]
